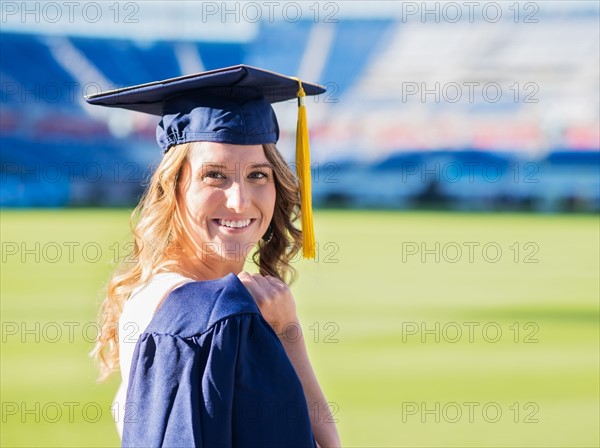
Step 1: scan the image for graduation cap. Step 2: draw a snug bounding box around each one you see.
[85,64,326,259]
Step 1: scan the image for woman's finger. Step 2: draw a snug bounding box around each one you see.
[238,272,261,299]
[239,272,276,303]
[264,275,288,293]
[250,274,275,298]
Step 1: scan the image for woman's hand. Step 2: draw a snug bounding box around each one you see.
[237,272,298,335]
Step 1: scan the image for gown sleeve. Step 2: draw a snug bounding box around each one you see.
[121,276,316,448]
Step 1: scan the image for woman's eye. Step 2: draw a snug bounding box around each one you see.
[248,171,269,181]
[203,171,226,181]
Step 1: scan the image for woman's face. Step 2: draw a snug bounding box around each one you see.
[177,141,276,263]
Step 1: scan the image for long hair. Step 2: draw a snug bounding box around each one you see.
[92,142,303,381]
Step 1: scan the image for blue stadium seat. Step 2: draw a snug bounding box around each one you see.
[320,20,395,97]
[197,42,245,70]
[1,33,79,112]
[70,37,180,86]
[246,21,312,74]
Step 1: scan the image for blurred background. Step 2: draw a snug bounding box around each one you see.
[1,1,598,447]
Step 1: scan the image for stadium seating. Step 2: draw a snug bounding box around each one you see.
[1,9,598,210]
[70,37,181,86]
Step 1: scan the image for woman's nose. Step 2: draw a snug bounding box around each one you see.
[225,182,250,212]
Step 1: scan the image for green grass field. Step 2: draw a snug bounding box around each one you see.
[1,209,598,447]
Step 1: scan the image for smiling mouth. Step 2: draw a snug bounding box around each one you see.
[214,219,255,229]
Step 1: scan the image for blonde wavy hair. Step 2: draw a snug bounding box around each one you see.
[92,142,303,382]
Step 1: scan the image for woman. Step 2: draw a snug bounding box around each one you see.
[88,65,341,447]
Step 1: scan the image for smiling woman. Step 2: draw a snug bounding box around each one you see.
[85,65,340,447]
[175,141,301,280]
[177,143,276,272]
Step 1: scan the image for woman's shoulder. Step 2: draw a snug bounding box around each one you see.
[144,273,260,338]
[119,272,193,331]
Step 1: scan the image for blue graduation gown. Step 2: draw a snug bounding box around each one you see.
[122,273,317,447]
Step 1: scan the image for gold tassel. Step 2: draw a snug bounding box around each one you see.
[293,79,316,259]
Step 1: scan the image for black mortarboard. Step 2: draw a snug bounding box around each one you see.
[85,64,326,258]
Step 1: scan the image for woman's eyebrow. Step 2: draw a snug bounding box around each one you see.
[200,163,226,169]
[199,162,272,169]
[248,163,273,169]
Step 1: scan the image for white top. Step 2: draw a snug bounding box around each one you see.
[113,272,193,437]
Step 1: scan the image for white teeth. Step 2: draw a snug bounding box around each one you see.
[218,219,251,228]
